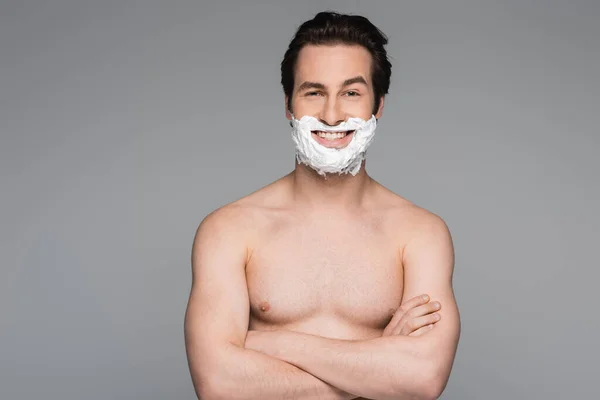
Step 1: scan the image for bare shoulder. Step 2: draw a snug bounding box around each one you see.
[195,199,256,237]
[371,181,452,248]
[193,201,261,260]
[193,175,292,259]
[372,182,455,301]
[190,205,251,280]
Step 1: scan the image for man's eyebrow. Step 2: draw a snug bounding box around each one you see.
[341,76,368,87]
[296,76,368,92]
[297,81,326,92]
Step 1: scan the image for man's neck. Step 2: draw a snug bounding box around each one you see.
[290,161,374,210]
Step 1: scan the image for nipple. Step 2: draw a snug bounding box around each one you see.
[259,301,270,312]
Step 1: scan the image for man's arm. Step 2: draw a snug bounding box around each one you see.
[184,206,357,400]
[245,213,461,400]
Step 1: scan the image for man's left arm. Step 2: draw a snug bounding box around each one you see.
[245,214,461,400]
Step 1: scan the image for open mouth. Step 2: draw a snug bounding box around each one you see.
[312,130,355,139]
[311,130,355,147]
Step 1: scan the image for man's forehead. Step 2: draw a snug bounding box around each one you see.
[294,44,373,88]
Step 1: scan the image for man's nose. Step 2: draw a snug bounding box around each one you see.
[319,98,346,126]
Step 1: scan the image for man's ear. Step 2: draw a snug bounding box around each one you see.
[375,96,385,119]
[285,96,292,120]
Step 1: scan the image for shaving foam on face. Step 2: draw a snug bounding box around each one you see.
[290,114,377,176]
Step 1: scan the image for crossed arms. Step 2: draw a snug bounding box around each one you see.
[184,206,460,400]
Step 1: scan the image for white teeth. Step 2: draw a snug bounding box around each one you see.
[315,131,348,140]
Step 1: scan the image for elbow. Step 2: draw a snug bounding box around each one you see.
[417,379,445,400]
[415,363,450,400]
[191,364,237,400]
[194,374,230,400]
[389,363,448,400]
[195,382,216,400]
[189,347,245,399]
[190,372,217,400]
[195,386,217,400]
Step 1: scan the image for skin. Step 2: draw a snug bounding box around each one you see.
[184,44,461,400]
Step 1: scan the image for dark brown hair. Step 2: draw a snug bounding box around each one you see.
[281,11,392,115]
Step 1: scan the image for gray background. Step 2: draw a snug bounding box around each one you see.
[1,0,599,399]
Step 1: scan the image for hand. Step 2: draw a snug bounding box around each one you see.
[382,294,441,337]
[244,330,275,356]
[245,330,358,400]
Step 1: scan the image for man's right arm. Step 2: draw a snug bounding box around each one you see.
[184,206,357,400]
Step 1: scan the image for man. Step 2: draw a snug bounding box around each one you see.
[184,11,460,400]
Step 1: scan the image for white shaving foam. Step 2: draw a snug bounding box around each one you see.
[290,114,377,176]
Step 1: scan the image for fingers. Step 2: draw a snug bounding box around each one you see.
[382,294,443,337]
[391,312,441,336]
[410,300,442,319]
[408,323,434,337]
[383,294,430,336]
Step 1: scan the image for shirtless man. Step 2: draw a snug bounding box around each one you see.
[184,11,460,400]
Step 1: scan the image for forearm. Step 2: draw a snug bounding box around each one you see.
[200,345,357,400]
[254,331,434,400]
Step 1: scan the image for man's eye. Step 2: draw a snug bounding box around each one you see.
[345,91,360,97]
[306,92,322,96]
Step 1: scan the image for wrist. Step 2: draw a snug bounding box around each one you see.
[245,329,285,358]
[264,329,289,359]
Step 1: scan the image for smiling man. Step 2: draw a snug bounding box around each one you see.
[184,11,460,400]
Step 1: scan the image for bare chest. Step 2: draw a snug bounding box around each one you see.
[246,218,404,331]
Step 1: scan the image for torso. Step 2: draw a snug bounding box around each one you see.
[239,174,421,341]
